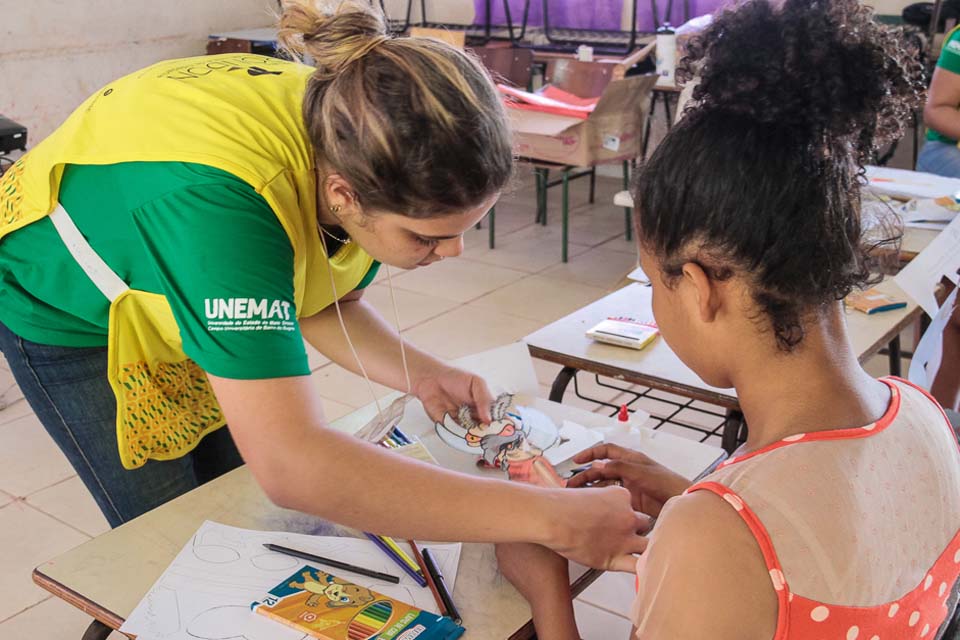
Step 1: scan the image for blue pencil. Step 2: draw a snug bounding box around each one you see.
[391,428,412,445]
[364,533,428,587]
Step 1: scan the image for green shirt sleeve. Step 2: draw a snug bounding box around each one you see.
[131,184,310,380]
[938,29,960,75]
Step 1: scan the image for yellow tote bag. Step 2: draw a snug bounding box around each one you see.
[50,204,225,469]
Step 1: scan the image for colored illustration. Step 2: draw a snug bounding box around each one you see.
[435,393,566,487]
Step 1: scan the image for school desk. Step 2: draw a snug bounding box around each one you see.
[33,396,724,640]
[524,278,921,454]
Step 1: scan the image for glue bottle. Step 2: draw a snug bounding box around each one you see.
[655,23,677,87]
[604,403,645,447]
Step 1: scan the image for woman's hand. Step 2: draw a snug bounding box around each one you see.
[545,484,652,572]
[413,365,494,424]
[566,444,691,518]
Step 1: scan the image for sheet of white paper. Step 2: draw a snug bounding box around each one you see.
[865,166,960,200]
[900,198,959,224]
[909,288,958,390]
[894,214,960,317]
[121,521,461,639]
[544,420,604,465]
[626,266,650,284]
[905,220,950,231]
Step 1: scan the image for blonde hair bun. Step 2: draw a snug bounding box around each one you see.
[278,0,387,77]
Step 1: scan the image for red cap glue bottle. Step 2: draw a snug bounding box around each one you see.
[605,403,644,447]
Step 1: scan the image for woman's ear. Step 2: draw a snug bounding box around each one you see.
[680,262,721,324]
[321,173,359,212]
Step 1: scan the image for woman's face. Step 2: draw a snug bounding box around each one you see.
[341,193,499,270]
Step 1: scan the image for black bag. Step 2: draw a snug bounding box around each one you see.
[904,1,960,31]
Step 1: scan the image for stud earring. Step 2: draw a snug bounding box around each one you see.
[330,204,342,215]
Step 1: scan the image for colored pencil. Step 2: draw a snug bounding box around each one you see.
[380,536,422,575]
[408,540,446,616]
[364,533,428,587]
[262,543,400,584]
[422,547,461,624]
[391,428,413,445]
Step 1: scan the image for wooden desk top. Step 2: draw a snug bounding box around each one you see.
[525,280,921,409]
[34,397,722,639]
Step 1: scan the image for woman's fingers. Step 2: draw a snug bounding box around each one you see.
[565,464,615,488]
[572,442,636,464]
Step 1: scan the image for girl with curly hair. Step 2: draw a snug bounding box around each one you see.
[496,1,960,638]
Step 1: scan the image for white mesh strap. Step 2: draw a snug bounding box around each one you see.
[49,203,129,302]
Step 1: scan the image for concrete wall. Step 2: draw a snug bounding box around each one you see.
[0,0,278,142]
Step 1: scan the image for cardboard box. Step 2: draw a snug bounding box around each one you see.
[508,74,656,166]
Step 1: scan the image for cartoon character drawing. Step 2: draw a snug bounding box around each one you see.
[447,393,566,488]
[288,569,375,608]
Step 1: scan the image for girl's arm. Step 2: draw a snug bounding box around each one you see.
[495,543,580,640]
[924,66,960,141]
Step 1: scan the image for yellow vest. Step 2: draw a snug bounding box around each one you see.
[0,54,374,468]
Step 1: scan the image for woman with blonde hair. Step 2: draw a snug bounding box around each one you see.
[0,1,646,570]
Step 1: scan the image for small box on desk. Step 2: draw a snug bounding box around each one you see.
[508,75,656,166]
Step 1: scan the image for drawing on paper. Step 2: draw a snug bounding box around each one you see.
[435,393,566,487]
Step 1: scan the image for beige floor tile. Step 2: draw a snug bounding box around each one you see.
[541,246,640,289]
[537,383,610,414]
[0,490,11,509]
[0,596,127,639]
[402,306,541,360]
[532,358,563,387]
[25,476,109,538]
[461,223,593,273]
[573,599,634,639]
[470,275,607,324]
[321,397,358,422]
[310,363,395,409]
[360,284,461,330]
[0,414,74,498]
[391,257,527,303]
[564,206,633,247]
[0,367,23,410]
[595,234,640,256]
[0,502,89,621]
[0,398,34,427]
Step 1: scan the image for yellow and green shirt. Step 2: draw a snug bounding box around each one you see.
[0,161,378,379]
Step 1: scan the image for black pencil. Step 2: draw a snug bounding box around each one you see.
[421,547,461,625]
[263,543,400,584]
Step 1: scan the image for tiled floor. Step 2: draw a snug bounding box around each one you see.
[0,141,922,636]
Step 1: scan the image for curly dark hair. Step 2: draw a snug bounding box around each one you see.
[634,0,924,350]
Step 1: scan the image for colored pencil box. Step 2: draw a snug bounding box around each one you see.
[586,317,659,350]
[845,288,907,315]
[252,564,464,639]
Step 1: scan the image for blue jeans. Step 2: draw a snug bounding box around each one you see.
[0,321,244,528]
[916,139,960,178]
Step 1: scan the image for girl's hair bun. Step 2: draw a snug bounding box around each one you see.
[681,0,924,158]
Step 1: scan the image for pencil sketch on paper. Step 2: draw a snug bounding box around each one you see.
[121,522,462,640]
[435,393,567,487]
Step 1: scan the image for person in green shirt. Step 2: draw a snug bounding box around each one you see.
[0,1,647,573]
[919,26,960,176]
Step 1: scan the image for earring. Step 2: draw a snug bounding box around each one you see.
[330,205,342,215]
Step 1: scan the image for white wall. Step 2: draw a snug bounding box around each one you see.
[866,0,912,15]
[0,0,278,142]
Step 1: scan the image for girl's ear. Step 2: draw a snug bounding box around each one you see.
[680,262,722,324]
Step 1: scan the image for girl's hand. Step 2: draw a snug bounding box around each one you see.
[413,366,494,424]
[566,444,691,518]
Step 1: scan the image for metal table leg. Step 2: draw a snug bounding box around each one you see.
[549,367,578,402]
[721,410,746,455]
[82,620,113,640]
[888,335,902,377]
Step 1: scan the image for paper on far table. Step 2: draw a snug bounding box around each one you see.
[909,288,959,391]
[864,166,960,200]
[121,521,461,640]
[894,214,960,317]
